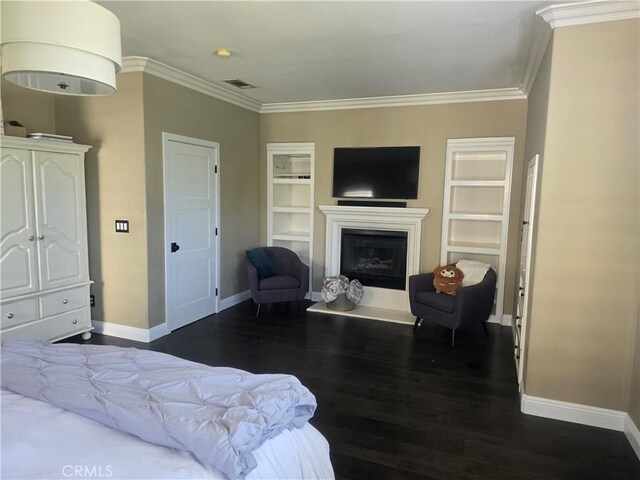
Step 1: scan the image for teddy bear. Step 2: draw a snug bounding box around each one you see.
[432,264,464,296]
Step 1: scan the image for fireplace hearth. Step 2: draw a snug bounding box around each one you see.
[340,229,407,290]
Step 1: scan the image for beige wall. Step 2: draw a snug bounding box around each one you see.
[525,19,640,411]
[54,73,149,329]
[1,78,56,135]
[260,101,528,315]
[520,38,553,385]
[141,75,261,326]
[630,310,640,424]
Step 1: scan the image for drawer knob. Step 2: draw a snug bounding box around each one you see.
[63,299,69,304]
[72,319,78,325]
[6,312,14,319]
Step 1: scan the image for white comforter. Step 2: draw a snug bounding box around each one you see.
[1,342,333,480]
[1,389,334,479]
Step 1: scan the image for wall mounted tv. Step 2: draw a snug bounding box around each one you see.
[332,146,420,200]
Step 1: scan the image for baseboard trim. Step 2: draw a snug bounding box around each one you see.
[91,320,168,343]
[521,393,627,431]
[220,290,252,311]
[625,414,640,460]
[487,314,513,326]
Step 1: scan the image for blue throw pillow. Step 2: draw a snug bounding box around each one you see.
[246,248,278,279]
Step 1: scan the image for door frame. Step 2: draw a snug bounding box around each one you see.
[162,132,221,332]
[516,153,540,387]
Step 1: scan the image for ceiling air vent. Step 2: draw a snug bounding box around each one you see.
[223,79,256,89]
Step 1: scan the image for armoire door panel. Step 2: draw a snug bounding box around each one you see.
[34,151,87,289]
[0,148,38,297]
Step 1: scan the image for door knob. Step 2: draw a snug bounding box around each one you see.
[171,242,180,253]
[38,234,44,240]
[28,235,35,241]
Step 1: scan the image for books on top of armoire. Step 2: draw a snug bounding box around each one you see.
[28,133,73,143]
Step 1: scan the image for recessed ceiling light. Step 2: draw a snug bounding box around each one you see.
[214,48,232,58]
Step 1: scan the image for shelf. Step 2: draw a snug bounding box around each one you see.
[446,241,501,253]
[449,180,506,187]
[272,233,311,242]
[272,178,312,185]
[272,206,311,214]
[448,213,503,221]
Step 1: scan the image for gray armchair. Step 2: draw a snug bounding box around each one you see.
[409,266,496,346]
[246,247,309,316]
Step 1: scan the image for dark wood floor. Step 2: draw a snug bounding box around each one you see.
[69,300,640,480]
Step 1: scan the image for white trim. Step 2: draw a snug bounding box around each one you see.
[260,88,526,113]
[624,414,640,460]
[220,289,252,311]
[537,0,640,29]
[121,56,261,113]
[487,314,514,326]
[521,393,627,430]
[519,17,553,96]
[91,320,168,343]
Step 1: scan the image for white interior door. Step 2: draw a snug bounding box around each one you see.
[516,154,540,385]
[164,134,220,332]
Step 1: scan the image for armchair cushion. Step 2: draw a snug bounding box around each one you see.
[260,274,301,291]
[415,291,456,314]
[246,248,277,279]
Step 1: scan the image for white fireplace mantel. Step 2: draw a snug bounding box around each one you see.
[314,204,429,322]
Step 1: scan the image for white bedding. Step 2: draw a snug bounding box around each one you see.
[1,389,334,480]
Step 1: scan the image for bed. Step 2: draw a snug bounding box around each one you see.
[0,342,334,480]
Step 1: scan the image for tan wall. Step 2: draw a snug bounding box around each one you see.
[1,78,56,134]
[260,101,528,315]
[630,310,640,424]
[526,20,640,411]
[142,75,261,325]
[53,73,149,329]
[520,38,553,384]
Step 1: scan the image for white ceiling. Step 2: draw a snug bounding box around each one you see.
[99,1,560,105]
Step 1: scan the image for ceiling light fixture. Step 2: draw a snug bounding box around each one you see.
[1,0,122,96]
[215,48,232,58]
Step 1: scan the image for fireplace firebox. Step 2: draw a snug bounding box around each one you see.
[340,229,408,290]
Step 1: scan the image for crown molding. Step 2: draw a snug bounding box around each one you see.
[519,16,553,96]
[259,88,526,114]
[537,0,640,29]
[120,56,262,113]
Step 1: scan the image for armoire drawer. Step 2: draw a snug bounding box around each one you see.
[1,308,90,343]
[0,298,38,329]
[39,287,88,318]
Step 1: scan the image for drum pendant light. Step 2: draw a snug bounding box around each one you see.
[1,0,122,96]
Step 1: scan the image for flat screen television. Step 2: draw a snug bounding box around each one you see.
[332,146,420,199]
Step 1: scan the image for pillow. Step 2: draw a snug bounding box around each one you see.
[246,248,278,279]
[456,260,491,287]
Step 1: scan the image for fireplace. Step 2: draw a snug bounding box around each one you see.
[318,204,429,316]
[340,229,407,290]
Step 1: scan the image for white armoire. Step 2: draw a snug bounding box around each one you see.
[0,136,93,342]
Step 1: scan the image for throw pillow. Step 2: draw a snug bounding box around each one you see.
[456,259,491,286]
[246,248,278,279]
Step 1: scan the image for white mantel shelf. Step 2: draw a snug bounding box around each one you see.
[313,204,429,321]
